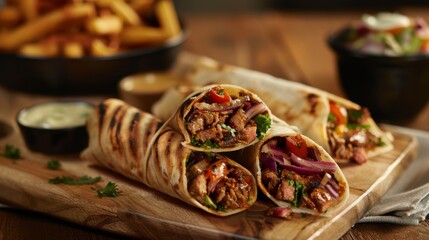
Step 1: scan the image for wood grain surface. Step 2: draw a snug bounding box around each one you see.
[1,8,429,240]
[0,93,418,240]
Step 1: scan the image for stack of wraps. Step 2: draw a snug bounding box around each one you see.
[82,82,350,217]
[159,84,349,216]
[153,56,393,165]
[81,98,258,216]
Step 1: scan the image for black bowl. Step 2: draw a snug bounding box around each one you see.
[328,27,429,123]
[16,101,94,154]
[0,32,186,95]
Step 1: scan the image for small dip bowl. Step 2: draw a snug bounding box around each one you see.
[119,72,181,112]
[16,101,95,154]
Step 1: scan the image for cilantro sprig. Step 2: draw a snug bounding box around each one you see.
[47,160,61,170]
[94,181,120,198]
[0,144,21,160]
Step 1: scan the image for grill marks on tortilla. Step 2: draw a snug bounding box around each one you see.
[143,118,161,154]
[97,103,107,143]
[154,130,186,197]
[110,105,126,152]
[128,112,141,159]
[306,93,319,115]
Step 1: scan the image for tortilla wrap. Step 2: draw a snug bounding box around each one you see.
[241,124,349,216]
[175,56,393,163]
[81,98,257,216]
[167,84,274,153]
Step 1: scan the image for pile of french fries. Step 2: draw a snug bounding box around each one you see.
[0,0,181,57]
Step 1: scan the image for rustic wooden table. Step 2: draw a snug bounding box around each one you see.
[1,8,429,240]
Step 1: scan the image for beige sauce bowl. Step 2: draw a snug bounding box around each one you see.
[118,72,181,112]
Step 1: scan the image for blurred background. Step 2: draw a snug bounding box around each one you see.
[174,0,429,12]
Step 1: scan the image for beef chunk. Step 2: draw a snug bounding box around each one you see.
[195,127,218,143]
[310,187,333,213]
[236,125,257,143]
[228,108,248,131]
[261,168,279,193]
[275,180,295,201]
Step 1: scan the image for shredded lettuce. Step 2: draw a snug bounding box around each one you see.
[204,195,218,210]
[254,114,271,139]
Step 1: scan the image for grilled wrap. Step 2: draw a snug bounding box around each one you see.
[168,84,273,152]
[242,124,349,216]
[182,56,394,164]
[81,98,257,216]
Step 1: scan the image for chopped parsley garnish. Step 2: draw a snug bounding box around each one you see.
[1,144,21,160]
[95,181,120,198]
[254,114,271,139]
[49,175,101,185]
[47,160,61,170]
[287,180,307,207]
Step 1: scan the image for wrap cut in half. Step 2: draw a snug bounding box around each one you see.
[241,124,349,216]
[184,55,394,164]
[80,98,258,216]
[168,84,273,153]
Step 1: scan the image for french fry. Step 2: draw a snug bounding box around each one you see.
[109,0,141,26]
[19,42,59,57]
[91,39,117,56]
[155,0,180,38]
[0,4,95,51]
[63,41,84,58]
[86,15,123,35]
[18,0,38,21]
[120,25,169,46]
[129,0,154,14]
[0,6,22,26]
[0,0,181,57]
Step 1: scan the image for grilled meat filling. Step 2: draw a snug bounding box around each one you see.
[187,152,253,211]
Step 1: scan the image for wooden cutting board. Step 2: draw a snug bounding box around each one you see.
[0,118,417,240]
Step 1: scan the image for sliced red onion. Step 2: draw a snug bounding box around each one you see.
[328,178,340,190]
[283,164,325,175]
[244,102,267,119]
[307,147,322,162]
[261,141,287,158]
[290,153,337,173]
[359,41,385,55]
[319,173,332,187]
[207,177,222,193]
[271,154,291,166]
[260,153,277,173]
[325,182,339,199]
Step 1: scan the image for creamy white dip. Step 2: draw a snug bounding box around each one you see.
[18,102,94,129]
